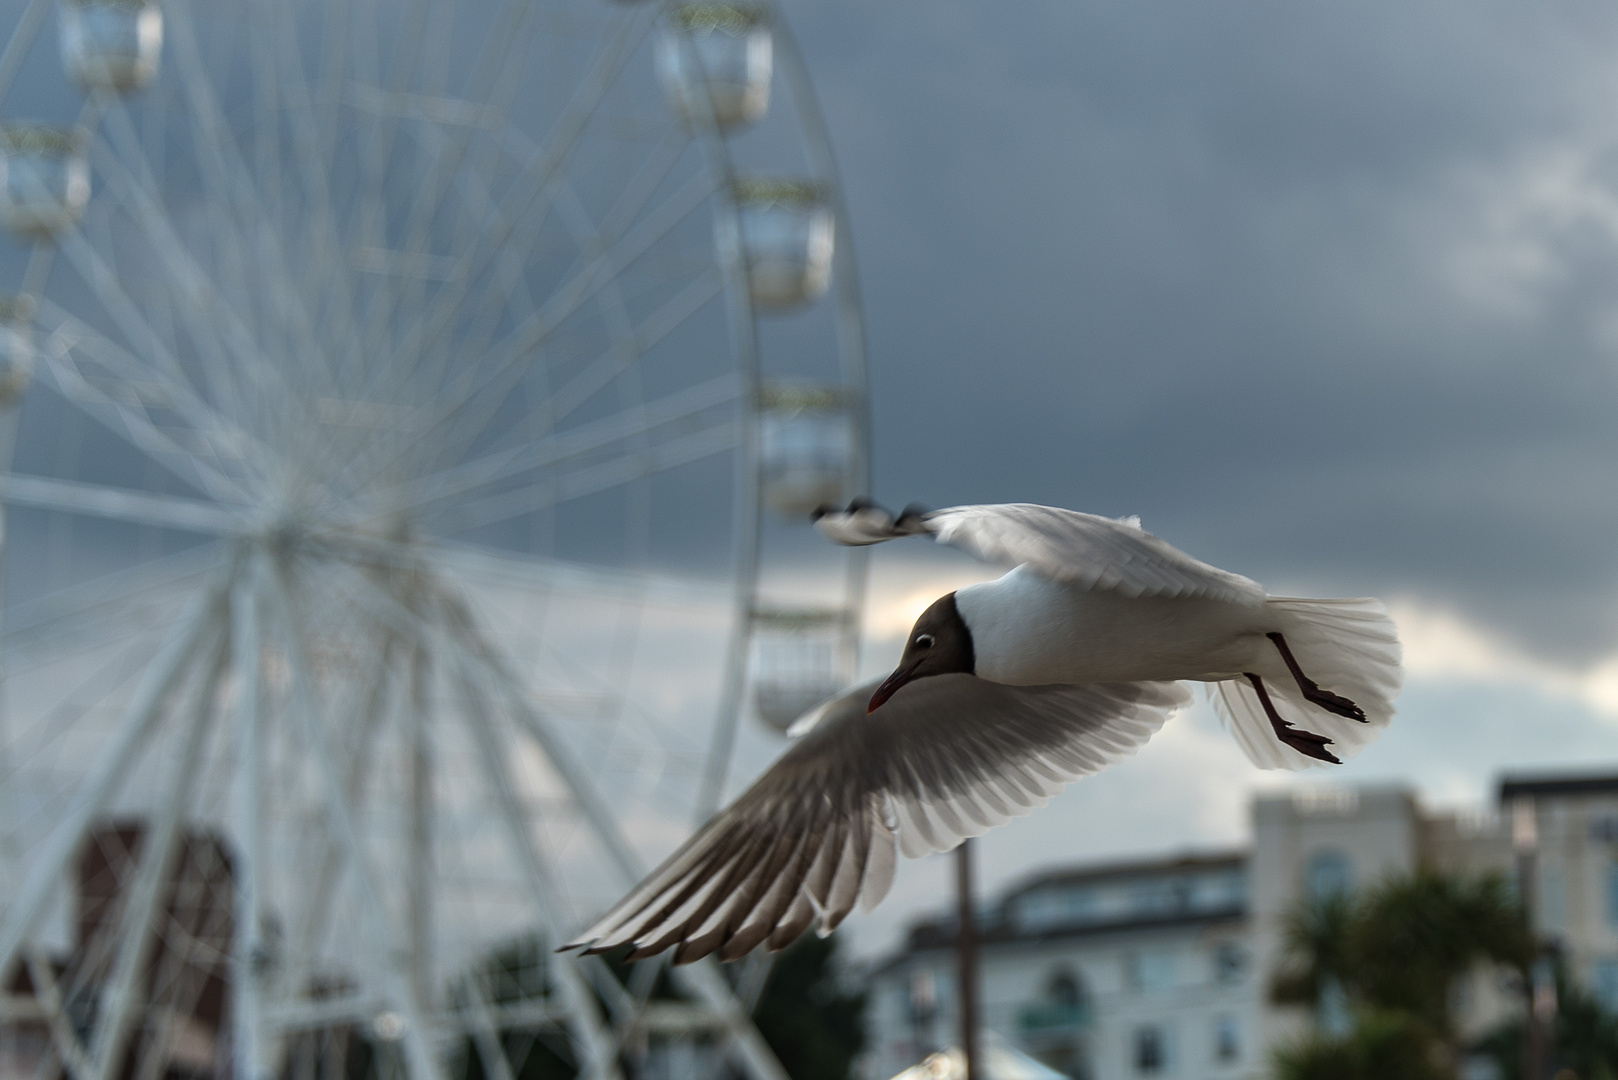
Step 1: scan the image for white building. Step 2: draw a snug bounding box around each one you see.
[863,771,1618,1080]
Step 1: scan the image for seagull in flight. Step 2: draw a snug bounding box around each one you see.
[561,501,1401,965]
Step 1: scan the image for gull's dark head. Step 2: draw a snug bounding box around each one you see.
[868,592,976,713]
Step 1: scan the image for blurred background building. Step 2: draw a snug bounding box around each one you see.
[863,771,1618,1080]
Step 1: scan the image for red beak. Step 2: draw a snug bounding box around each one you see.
[868,662,921,714]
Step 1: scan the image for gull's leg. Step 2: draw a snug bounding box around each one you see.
[1244,673,1341,765]
[1266,632,1367,722]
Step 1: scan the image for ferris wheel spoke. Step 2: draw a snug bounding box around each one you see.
[1,542,214,657]
[30,135,277,469]
[377,175,720,482]
[552,179,653,569]
[25,947,94,1080]
[344,0,458,373]
[375,4,547,388]
[341,246,722,502]
[0,640,155,813]
[409,128,706,409]
[0,471,244,536]
[83,99,255,431]
[428,419,739,539]
[313,0,351,163]
[403,118,693,420]
[467,164,718,383]
[164,0,349,445]
[463,980,520,1080]
[374,5,658,401]
[34,316,256,502]
[263,5,369,408]
[388,371,740,517]
[0,0,48,106]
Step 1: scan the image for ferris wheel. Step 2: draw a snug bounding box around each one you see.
[0,1,871,1080]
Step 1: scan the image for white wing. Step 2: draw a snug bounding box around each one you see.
[561,673,1190,965]
[818,502,1266,604]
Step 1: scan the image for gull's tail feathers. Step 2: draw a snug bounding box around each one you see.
[1211,597,1402,771]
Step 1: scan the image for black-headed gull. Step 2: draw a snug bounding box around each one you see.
[561,502,1401,965]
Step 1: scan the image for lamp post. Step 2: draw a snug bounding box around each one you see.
[1512,795,1549,1080]
[956,839,979,1080]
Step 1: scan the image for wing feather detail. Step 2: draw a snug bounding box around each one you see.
[562,672,1189,963]
[815,502,1265,604]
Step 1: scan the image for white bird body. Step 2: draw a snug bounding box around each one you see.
[958,564,1272,686]
[561,501,1403,966]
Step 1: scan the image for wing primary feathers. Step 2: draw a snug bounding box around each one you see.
[669,826,810,965]
[716,823,823,962]
[716,812,831,962]
[582,819,756,953]
[568,670,1188,962]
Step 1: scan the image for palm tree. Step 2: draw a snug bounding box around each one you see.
[1270,870,1532,1080]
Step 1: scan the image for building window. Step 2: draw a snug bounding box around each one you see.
[1133,1025,1169,1074]
[1213,941,1245,985]
[1129,879,1178,916]
[1020,968,1090,1033]
[1013,886,1100,932]
[1213,1015,1240,1063]
[909,969,939,1025]
[1049,970,1082,1010]
[1305,849,1353,901]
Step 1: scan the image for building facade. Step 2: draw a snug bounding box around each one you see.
[863,772,1618,1080]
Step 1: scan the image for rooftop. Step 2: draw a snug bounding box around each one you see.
[1498,773,1618,802]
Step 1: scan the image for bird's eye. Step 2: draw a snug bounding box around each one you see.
[915,634,935,648]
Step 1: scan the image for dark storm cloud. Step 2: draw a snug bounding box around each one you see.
[789,0,1618,662]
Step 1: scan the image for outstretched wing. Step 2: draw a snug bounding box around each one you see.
[818,502,1265,605]
[561,673,1189,965]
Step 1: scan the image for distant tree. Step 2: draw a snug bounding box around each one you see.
[445,933,864,1080]
[752,933,866,1080]
[1271,891,1357,1012]
[1273,1009,1449,1080]
[1270,869,1532,1080]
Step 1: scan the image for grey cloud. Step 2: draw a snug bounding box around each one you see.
[784,0,1618,662]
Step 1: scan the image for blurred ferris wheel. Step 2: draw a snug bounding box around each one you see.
[0,1,870,1079]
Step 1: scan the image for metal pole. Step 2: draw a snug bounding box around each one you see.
[406,639,434,1016]
[230,562,269,1080]
[1512,796,1543,1080]
[955,840,979,1080]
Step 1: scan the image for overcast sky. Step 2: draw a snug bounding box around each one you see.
[755,0,1618,958]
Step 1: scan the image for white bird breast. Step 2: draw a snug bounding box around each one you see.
[954,564,1274,687]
